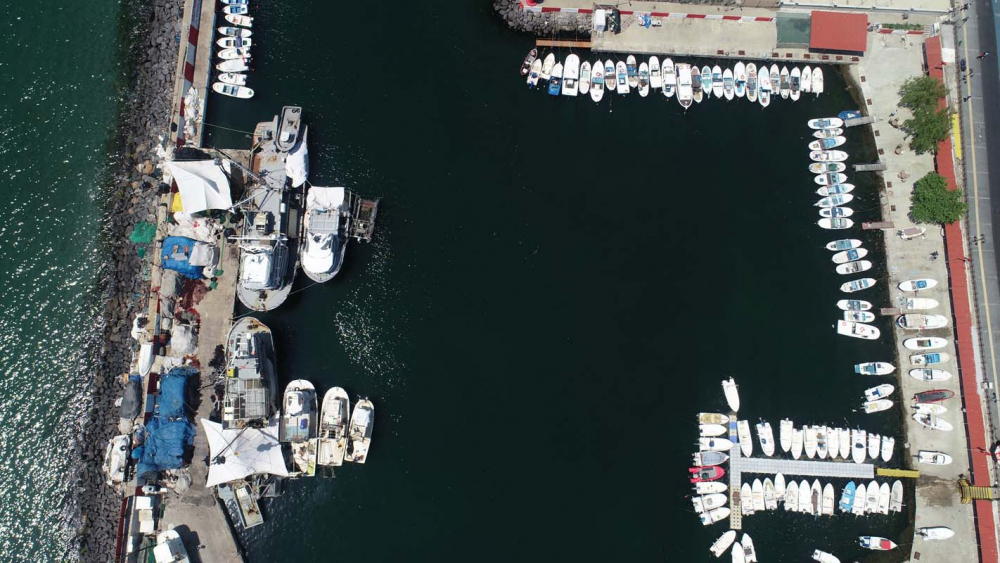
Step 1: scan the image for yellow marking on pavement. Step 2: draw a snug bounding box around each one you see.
[953,113,963,160]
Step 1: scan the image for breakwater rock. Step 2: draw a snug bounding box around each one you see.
[493,0,592,36]
[75,0,182,560]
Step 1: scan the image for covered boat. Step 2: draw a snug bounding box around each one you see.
[852,483,866,514]
[823,483,835,515]
[302,187,349,282]
[914,389,955,403]
[699,412,730,424]
[881,435,894,462]
[890,480,903,512]
[812,67,824,94]
[791,428,803,459]
[696,482,728,494]
[700,423,727,437]
[540,53,555,81]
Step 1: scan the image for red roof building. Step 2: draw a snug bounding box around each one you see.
[810,11,868,54]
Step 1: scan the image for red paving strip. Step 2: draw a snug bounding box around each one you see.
[927,36,1000,563]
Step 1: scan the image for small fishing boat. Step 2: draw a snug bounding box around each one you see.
[756,420,775,456]
[547,62,563,96]
[676,63,694,109]
[737,420,753,456]
[225,14,253,27]
[540,53,555,81]
[722,377,740,412]
[860,536,897,551]
[696,481,728,494]
[839,481,856,512]
[589,61,604,101]
[837,260,872,275]
[218,26,252,38]
[818,217,854,230]
[808,117,844,129]
[817,182,854,195]
[637,61,650,97]
[280,380,318,476]
[562,55,580,97]
[852,483,867,515]
[216,59,248,73]
[710,531,737,558]
[345,398,375,463]
[213,82,254,99]
[779,66,790,99]
[218,47,251,60]
[786,480,799,511]
[877,483,891,515]
[798,479,810,513]
[851,429,867,463]
[813,128,844,140]
[700,507,731,526]
[810,136,847,151]
[764,479,778,510]
[701,65,713,98]
[692,493,728,513]
[741,535,758,563]
[865,480,879,513]
[914,403,948,415]
[217,36,252,49]
[520,48,538,76]
[898,226,927,240]
[691,66,704,103]
[804,426,818,459]
[316,387,350,467]
[775,473,786,498]
[746,63,757,103]
[712,65,723,99]
[791,427,804,459]
[918,450,953,464]
[700,423,728,437]
[863,399,892,413]
[694,451,730,466]
[865,384,894,400]
[815,172,848,185]
[832,248,868,264]
[810,150,849,162]
[888,482,904,514]
[802,66,812,92]
[838,299,872,311]
[838,428,851,459]
[758,66,771,108]
[837,320,880,340]
[839,110,863,120]
[220,0,248,5]
[855,361,894,375]
[604,60,616,94]
[579,61,592,95]
[899,278,938,292]
[914,389,955,403]
[817,194,854,207]
[812,66,824,94]
[912,413,953,431]
[734,62,746,98]
[527,59,542,88]
[828,427,841,459]
[881,435,894,462]
[905,297,940,310]
[811,480,822,515]
[823,483,835,515]
[909,368,953,381]
[219,72,247,86]
[904,337,948,350]
[102,434,130,488]
[897,314,948,330]
[615,61,629,94]
[626,55,638,89]
[827,238,862,251]
[816,426,829,459]
[769,64,780,100]
[790,67,801,101]
[649,56,662,89]
[917,527,955,541]
[911,352,949,365]
[700,437,735,452]
[751,479,765,512]
[223,4,249,15]
[740,482,755,516]
[723,68,735,100]
[840,278,876,293]
[779,418,793,452]
[662,57,677,98]
[699,412,730,424]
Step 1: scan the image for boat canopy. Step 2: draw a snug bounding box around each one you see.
[166,160,233,214]
[353,408,371,427]
[202,415,288,487]
[135,367,197,477]
[285,128,309,188]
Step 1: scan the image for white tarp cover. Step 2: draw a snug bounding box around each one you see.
[352,408,370,426]
[169,212,222,242]
[202,416,288,487]
[593,9,607,31]
[307,186,345,210]
[166,160,233,214]
[286,129,309,188]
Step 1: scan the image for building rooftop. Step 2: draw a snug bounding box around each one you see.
[810,11,868,54]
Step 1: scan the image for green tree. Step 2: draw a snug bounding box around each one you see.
[898,76,947,111]
[903,106,952,154]
[911,172,967,224]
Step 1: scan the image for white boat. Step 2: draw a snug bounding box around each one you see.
[741,535,758,563]
[218,26,252,38]
[911,352,950,365]
[540,53,555,81]
[851,429,866,463]
[579,61,591,95]
[779,419,793,452]
[697,481,729,494]
[837,260,873,275]
[712,65,723,99]
[890,481,904,512]
[785,480,799,511]
[838,428,850,459]
[700,507,731,525]
[692,493,728,513]
[758,65,771,108]
[626,55,638,89]
[701,65,713,98]
[811,150,849,162]
[881,435,894,462]
[775,473,786,498]
[837,320,880,340]
[723,68,735,100]
[615,61,629,94]
[832,248,868,264]
[589,61,604,102]
[863,399,892,413]
[213,82,254,99]
[815,172,848,185]
[746,63,757,103]
[823,483,835,515]
[218,47,251,60]
[710,531,737,558]
[817,194,854,207]
[877,483,891,515]
[897,314,948,330]
[734,62,746,98]
[563,55,581,97]
[676,64,694,109]
[838,299,872,311]
[816,426,828,459]
[751,479,765,512]
[662,58,676,98]
[802,66,812,92]
[811,159,846,173]
[637,61,650,97]
[817,183,853,195]
[692,65,704,103]
[909,368,953,381]
[345,398,375,463]
[852,483,867,514]
[865,384,894,400]
[819,217,854,229]
[737,420,753,456]
[694,451,730,466]
[222,4,248,15]
[216,59,249,73]
[548,63,563,95]
[756,420,775,457]
[788,66,800,101]
[819,207,853,219]
[217,36,252,49]
[899,278,938,292]
[914,403,948,415]
[280,380,318,476]
[812,550,840,563]
[102,434,130,488]
[700,437,735,451]
[777,66,789,99]
[604,60,616,94]
[301,187,350,282]
[865,480,879,513]
[808,117,844,129]
[769,64,780,102]
[809,136,847,150]
[732,540,747,563]
[700,423,728,437]
[828,427,840,459]
[225,14,253,27]
[912,413,953,431]
[649,56,662,90]
[917,527,955,541]
[722,377,740,412]
[854,362,893,377]
[812,66,824,94]
[153,529,190,563]
[810,480,822,515]
[798,479,810,513]
[136,342,153,376]
[898,226,927,240]
[840,278,875,293]
[218,72,247,86]
[740,482,755,516]
[764,479,778,510]
[526,59,542,89]
[827,238,862,251]
[804,426,817,459]
[791,427,804,459]
[316,387,350,467]
[918,450,953,464]
[838,481,855,512]
[699,412,730,424]
[904,337,948,350]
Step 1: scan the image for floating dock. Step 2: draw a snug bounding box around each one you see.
[845,116,877,127]
[854,162,887,172]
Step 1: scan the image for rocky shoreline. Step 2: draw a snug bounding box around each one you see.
[75,0,183,560]
[494,0,593,36]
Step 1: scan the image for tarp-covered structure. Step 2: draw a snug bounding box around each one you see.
[202,416,288,487]
[161,236,218,279]
[135,367,197,477]
[166,160,233,214]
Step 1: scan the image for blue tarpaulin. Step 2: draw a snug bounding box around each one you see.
[136,367,198,477]
[161,236,205,279]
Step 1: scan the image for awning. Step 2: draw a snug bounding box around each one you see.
[166,160,234,214]
[202,416,288,488]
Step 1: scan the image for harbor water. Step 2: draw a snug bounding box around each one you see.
[1,0,912,560]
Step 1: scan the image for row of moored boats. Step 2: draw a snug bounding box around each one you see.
[213,1,256,99]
